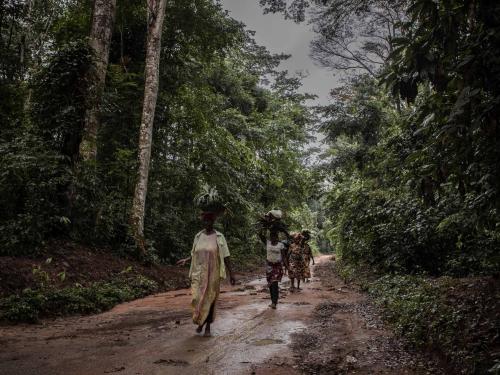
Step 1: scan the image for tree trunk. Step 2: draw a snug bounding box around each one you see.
[129,0,167,251]
[79,0,117,161]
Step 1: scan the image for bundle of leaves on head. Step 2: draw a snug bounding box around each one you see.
[194,185,227,215]
[256,209,289,234]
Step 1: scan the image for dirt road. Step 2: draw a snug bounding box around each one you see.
[0,256,442,375]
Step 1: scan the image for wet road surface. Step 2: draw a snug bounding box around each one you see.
[0,257,333,375]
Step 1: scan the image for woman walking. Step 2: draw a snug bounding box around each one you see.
[301,230,314,283]
[288,232,305,292]
[259,229,288,309]
[177,211,235,336]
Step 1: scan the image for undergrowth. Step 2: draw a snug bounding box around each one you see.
[366,274,499,375]
[0,275,158,323]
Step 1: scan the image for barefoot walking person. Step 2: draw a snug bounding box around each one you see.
[301,230,315,283]
[259,229,289,309]
[288,232,305,292]
[177,211,236,336]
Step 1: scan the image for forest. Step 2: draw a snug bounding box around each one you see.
[1,0,499,374]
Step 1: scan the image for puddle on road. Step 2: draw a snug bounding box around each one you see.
[0,257,333,375]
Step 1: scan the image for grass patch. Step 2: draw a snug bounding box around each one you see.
[0,275,158,323]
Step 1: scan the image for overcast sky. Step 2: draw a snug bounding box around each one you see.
[220,0,340,106]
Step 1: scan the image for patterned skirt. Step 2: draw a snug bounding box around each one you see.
[303,266,311,278]
[288,252,305,279]
[303,256,311,278]
[266,261,284,284]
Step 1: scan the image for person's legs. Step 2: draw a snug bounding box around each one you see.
[290,277,295,291]
[204,322,211,336]
[297,278,301,290]
[269,281,279,308]
[204,302,215,336]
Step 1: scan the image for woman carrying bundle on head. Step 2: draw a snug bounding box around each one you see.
[177,189,236,337]
[257,209,290,308]
[257,209,291,263]
[259,227,289,309]
[258,210,290,237]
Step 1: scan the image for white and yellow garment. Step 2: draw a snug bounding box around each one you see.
[189,230,230,325]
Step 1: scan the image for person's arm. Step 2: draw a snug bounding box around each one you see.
[218,233,235,285]
[258,228,267,245]
[283,240,290,258]
[283,229,291,241]
[178,233,198,271]
[281,248,289,270]
[276,221,291,240]
[224,257,236,285]
[176,256,191,266]
[307,245,315,265]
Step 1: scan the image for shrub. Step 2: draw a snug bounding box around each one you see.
[368,275,499,374]
[0,276,158,323]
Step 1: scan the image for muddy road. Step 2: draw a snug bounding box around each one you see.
[0,256,442,375]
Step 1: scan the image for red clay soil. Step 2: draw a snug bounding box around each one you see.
[0,256,446,375]
[0,240,190,298]
[288,261,444,375]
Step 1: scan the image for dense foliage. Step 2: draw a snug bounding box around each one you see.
[262,1,499,372]
[1,0,499,369]
[0,0,315,261]
[303,1,500,372]
[368,275,499,374]
[313,0,500,277]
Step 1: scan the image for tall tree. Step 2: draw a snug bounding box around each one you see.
[129,0,167,250]
[259,0,407,77]
[79,0,117,161]
[309,0,406,77]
